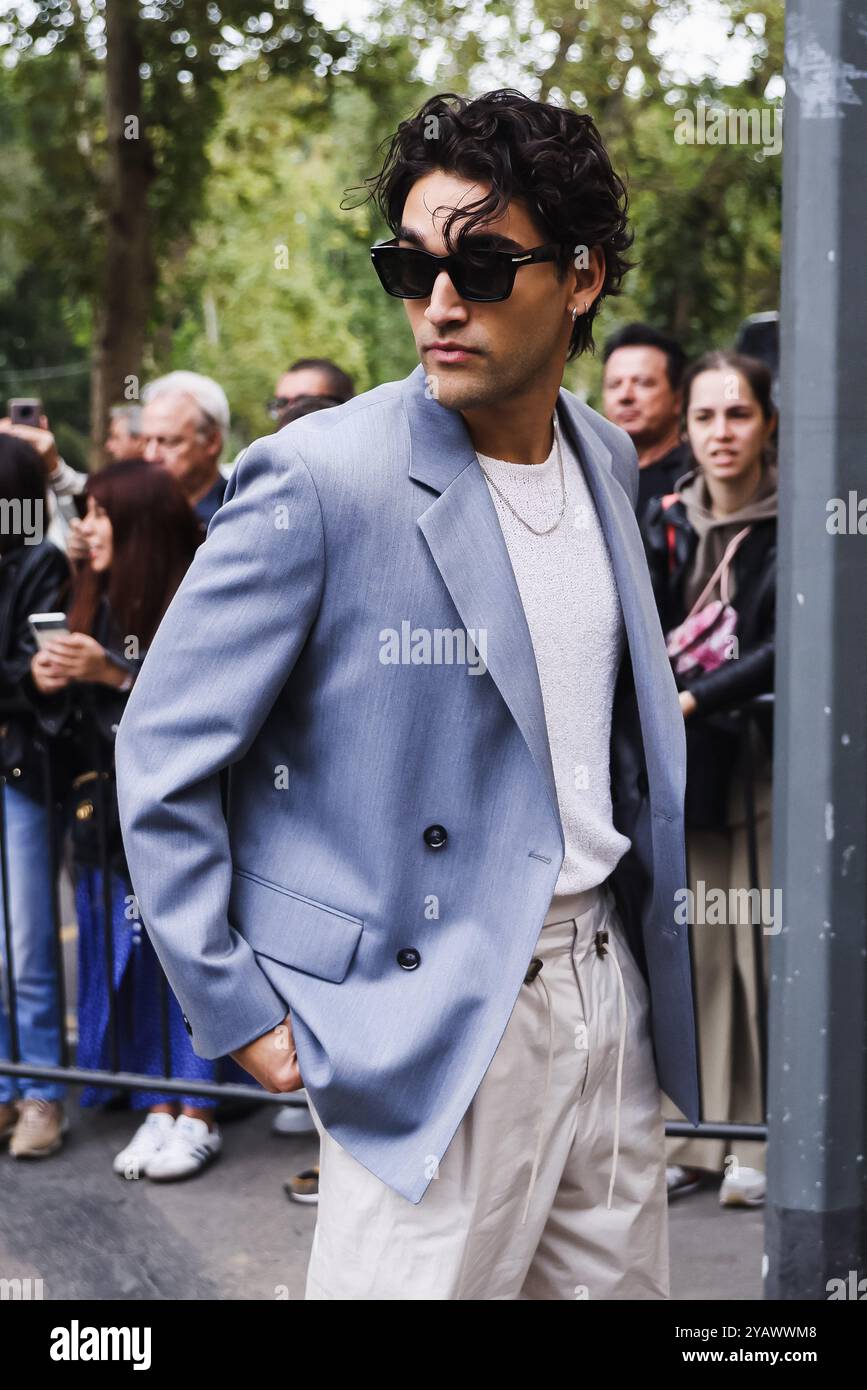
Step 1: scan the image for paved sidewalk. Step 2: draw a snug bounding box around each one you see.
[669,1180,764,1300]
[0,1094,763,1301]
[0,1097,319,1301]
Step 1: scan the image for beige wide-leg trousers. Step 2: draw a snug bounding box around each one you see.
[663,768,772,1176]
[304,881,669,1300]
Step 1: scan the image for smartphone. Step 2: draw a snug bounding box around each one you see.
[28,612,70,648]
[57,494,85,527]
[9,398,43,426]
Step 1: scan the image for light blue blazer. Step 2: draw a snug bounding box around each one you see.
[115,362,699,1203]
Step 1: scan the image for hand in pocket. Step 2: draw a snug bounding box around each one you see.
[230,1011,304,1092]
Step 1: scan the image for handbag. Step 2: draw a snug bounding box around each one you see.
[664,521,753,679]
[661,501,753,829]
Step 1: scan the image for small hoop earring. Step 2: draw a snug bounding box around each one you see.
[571,306,578,323]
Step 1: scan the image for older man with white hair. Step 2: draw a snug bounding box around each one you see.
[105,404,147,461]
[140,371,232,527]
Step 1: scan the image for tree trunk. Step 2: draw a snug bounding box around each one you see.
[89,0,156,465]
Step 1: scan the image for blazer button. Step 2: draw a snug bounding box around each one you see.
[397,948,421,970]
[182,1014,193,1035]
[524,957,543,984]
[637,770,649,796]
[423,824,448,850]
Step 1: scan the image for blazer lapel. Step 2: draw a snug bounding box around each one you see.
[401,362,682,845]
[403,366,562,845]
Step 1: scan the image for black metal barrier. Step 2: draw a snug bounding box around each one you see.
[0,693,280,1105]
[1,693,774,1131]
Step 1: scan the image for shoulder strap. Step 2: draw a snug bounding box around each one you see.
[684,525,753,619]
[661,493,681,576]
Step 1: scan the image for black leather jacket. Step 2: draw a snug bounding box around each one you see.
[0,539,71,802]
[27,593,145,874]
[642,494,776,829]
[32,594,143,747]
[642,495,777,718]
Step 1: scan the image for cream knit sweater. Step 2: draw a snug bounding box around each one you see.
[477,412,632,893]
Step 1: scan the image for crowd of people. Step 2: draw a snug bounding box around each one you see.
[0,330,776,1208]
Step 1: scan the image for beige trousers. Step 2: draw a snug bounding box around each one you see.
[663,767,772,1175]
[304,881,669,1300]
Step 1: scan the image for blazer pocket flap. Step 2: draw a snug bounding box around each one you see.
[230,869,363,983]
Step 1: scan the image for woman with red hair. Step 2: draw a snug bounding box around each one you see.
[31,458,224,1180]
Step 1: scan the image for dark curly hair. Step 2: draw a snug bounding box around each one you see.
[346,89,634,359]
[603,322,688,392]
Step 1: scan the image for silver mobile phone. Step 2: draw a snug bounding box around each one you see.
[28,612,70,648]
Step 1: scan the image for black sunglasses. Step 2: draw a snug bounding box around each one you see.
[369,237,564,303]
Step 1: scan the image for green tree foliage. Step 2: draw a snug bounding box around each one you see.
[165,71,447,448]
[2,1,354,292]
[0,0,784,444]
[1,0,354,449]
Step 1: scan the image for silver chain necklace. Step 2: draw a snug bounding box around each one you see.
[477,413,566,537]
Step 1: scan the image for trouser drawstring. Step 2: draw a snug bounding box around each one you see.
[595,923,629,1211]
[520,958,554,1227]
[519,903,629,1225]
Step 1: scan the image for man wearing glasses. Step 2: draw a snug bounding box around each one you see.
[116,89,698,1300]
[265,357,355,430]
[140,371,231,527]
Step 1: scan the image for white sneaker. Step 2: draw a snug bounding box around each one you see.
[719,1165,766,1207]
[143,1114,221,1181]
[271,1090,317,1136]
[113,1112,176,1179]
[666,1164,703,1199]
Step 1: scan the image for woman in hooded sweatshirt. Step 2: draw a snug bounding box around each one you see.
[642,350,777,1209]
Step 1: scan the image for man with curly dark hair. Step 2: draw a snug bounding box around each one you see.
[116,89,698,1300]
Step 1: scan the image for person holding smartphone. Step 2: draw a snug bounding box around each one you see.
[0,435,72,1158]
[0,409,90,559]
[28,458,223,1180]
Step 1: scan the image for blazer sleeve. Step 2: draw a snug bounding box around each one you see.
[114,437,326,1059]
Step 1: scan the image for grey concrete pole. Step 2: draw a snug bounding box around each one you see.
[767,0,867,1299]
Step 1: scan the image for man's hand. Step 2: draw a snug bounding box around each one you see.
[679,689,698,719]
[230,1012,303,1092]
[0,416,60,475]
